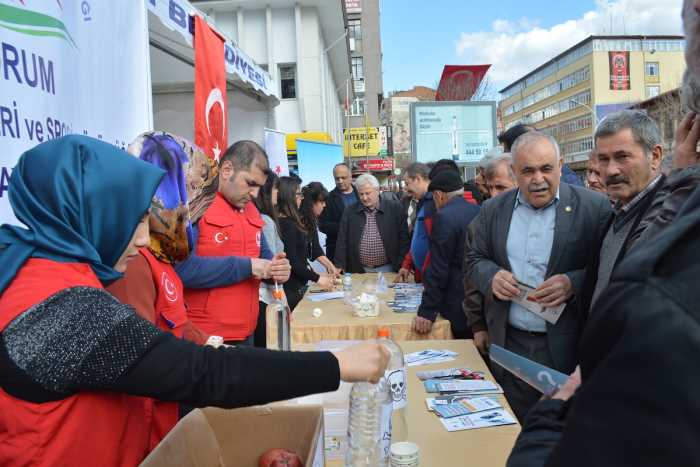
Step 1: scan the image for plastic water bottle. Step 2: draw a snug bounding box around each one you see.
[343,273,353,292]
[272,288,291,351]
[346,378,392,466]
[346,329,409,466]
[377,328,408,445]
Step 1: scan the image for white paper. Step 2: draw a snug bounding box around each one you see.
[386,367,408,410]
[306,291,346,302]
[435,380,499,393]
[404,349,459,367]
[426,396,500,412]
[440,409,517,432]
[416,367,474,380]
[513,282,566,324]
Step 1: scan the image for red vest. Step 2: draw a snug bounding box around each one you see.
[185,193,263,340]
[0,259,150,467]
[138,248,189,451]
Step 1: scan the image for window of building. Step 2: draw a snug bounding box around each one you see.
[279,64,296,99]
[352,97,365,116]
[561,137,594,156]
[348,19,362,52]
[646,85,661,98]
[645,62,660,77]
[352,56,364,80]
[501,66,590,116]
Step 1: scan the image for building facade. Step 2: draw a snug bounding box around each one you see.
[345,0,383,128]
[632,88,684,173]
[499,35,685,169]
[155,0,350,146]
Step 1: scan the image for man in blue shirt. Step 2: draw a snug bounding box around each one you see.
[466,131,610,421]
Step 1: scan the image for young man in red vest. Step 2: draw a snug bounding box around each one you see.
[176,141,291,345]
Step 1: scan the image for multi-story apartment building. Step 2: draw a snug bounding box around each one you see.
[499,35,685,169]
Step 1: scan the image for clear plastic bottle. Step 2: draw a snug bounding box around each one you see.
[377,328,408,445]
[343,273,353,292]
[272,288,291,351]
[345,379,391,467]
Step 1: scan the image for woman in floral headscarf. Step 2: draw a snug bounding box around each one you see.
[106,131,220,450]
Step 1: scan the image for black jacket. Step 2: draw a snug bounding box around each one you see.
[278,217,320,306]
[319,186,358,261]
[334,198,409,273]
[507,184,700,467]
[417,196,480,337]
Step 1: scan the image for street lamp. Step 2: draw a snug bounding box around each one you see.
[569,99,598,126]
[567,98,598,166]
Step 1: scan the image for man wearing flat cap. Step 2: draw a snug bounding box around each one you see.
[412,170,480,338]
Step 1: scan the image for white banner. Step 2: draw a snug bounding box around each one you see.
[147,0,277,99]
[0,0,152,224]
[264,128,288,177]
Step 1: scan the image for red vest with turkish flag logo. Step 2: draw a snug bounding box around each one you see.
[185,193,263,341]
[0,259,150,467]
[140,248,188,338]
[138,248,189,450]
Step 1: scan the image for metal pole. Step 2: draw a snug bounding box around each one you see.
[346,78,351,167]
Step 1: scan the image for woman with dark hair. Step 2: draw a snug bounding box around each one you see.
[252,172,285,347]
[300,182,338,277]
[277,177,333,309]
[0,136,389,466]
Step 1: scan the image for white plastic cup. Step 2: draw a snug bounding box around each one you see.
[390,441,419,466]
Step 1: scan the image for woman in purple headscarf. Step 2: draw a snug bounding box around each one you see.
[107,131,220,450]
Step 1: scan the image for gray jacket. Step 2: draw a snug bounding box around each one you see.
[465,183,611,373]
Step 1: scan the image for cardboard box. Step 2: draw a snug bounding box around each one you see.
[140,405,324,467]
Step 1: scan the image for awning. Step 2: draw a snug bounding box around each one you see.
[147,0,278,105]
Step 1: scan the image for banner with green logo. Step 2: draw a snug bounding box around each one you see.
[0,1,151,224]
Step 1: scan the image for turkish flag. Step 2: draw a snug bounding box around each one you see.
[194,15,228,161]
[436,65,491,101]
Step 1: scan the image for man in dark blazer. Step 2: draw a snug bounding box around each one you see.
[334,173,409,273]
[412,170,480,339]
[319,163,358,261]
[465,131,611,421]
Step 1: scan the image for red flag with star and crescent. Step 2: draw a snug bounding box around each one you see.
[194,15,228,161]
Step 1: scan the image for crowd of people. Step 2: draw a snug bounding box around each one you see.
[1,1,700,465]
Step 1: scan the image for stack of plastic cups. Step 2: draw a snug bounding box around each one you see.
[390,442,420,467]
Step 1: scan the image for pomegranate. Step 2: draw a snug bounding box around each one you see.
[258,448,304,467]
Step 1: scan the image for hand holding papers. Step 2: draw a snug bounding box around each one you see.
[513,280,566,324]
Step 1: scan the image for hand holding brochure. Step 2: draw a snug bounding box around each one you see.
[513,280,566,324]
[489,344,569,396]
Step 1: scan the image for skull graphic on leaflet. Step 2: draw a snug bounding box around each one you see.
[387,369,406,403]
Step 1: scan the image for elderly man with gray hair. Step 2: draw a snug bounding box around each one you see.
[334,173,409,274]
[466,130,610,421]
[484,153,517,198]
[578,110,666,314]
